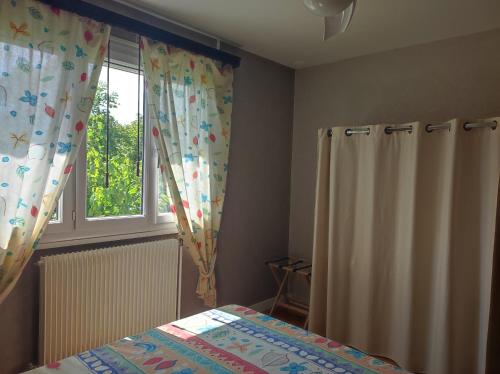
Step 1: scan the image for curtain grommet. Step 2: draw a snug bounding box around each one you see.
[385,126,412,134]
[345,128,370,136]
[464,120,498,131]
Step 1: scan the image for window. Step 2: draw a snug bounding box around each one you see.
[50,200,61,223]
[85,63,144,219]
[158,167,172,215]
[43,35,175,247]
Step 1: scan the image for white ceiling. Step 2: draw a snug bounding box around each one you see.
[123,0,500,68]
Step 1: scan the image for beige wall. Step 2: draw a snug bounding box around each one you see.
[289,28,500,268]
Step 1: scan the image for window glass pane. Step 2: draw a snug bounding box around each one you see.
[158,168,172,214]
[50,200,60,223]
[86,62,144,218]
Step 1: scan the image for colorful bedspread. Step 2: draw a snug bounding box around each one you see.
[27,305,407,374]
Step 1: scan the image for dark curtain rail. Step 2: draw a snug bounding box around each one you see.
[38,0,241,68]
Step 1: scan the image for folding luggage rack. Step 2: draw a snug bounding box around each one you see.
[265,257,311,329]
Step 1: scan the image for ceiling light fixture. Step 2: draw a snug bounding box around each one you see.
[304,0,356,40]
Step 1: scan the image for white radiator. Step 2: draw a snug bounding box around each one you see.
[39,239,181,364]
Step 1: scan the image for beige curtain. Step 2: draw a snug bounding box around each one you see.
[486,177,500,373]
[309,119,500,374]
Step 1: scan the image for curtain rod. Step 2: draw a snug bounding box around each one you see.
[327,121,497,137]
[38,0,241,68]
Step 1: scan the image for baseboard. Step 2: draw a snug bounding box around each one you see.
[249,297,275,312]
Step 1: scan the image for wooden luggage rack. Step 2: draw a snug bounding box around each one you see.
[265,257,311,329]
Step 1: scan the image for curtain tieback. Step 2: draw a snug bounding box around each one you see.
[199,267,215,278]
[199,257,217,279]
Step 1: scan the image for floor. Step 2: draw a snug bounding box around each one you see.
[265,305,307,328]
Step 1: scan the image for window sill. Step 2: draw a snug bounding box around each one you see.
[38,222,178,250]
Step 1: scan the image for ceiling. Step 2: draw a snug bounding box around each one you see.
[123,0,500,68]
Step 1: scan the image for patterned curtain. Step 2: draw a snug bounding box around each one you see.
[0,0,110,302]
[142,38,234,307]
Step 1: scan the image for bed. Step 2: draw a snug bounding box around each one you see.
[27,305,407,374]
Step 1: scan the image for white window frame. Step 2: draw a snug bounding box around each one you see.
[40,35,176,249]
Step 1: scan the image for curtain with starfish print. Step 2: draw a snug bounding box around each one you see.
[0,0,110,303]
[142,37,233,307]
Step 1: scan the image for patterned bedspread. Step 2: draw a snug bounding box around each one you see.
[27,305,407,374]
